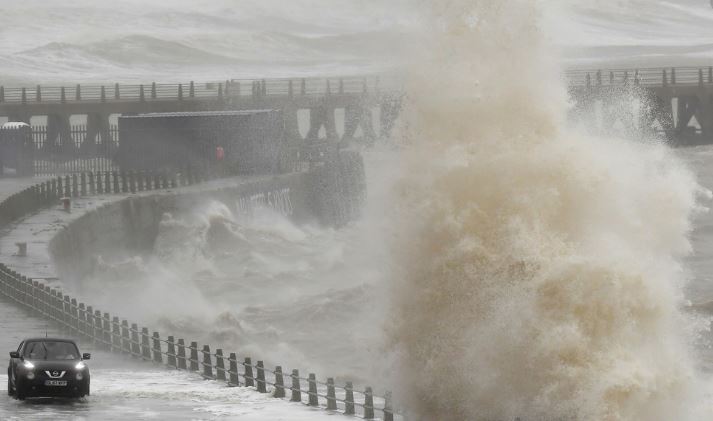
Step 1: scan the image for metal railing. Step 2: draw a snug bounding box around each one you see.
[0,67,711,106]
[0,171,397,420]
[565,66,713,88]
[0,76,397,105]
[0,168,220,227]
[27,125,120,176]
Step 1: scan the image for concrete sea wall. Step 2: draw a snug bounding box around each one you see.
[49,150,365,283]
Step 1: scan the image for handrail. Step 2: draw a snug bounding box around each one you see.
[565,66,713,87]
[0,170,397,420]
[0,67,711,106]
[0,75,397,105]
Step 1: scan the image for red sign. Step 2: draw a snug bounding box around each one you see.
[216,146,225,161]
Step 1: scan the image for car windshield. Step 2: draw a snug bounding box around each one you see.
[23,341,79,360]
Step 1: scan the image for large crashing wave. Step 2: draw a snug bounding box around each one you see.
[386,1,706,419]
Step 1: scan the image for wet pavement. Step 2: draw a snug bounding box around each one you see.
[0,298,338,420]
[0,176,340,420]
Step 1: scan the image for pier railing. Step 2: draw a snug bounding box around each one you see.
[0,75,393,104]
[0,171,396,420]
[0,67,712,106]
[566,66,713,88]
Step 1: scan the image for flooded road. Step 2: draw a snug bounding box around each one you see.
[0,300,335,420]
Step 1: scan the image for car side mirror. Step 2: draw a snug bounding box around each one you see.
[82,353,91,360]
[9,351,19,358]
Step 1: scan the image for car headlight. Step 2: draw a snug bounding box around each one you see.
[22,361,34,369]
[75,361,85,370]
[26,372,35,380]
[75,372,83,381]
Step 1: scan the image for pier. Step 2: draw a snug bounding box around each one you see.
[0,77,402,145]
[1,67,712,177]
[568,67,713,144]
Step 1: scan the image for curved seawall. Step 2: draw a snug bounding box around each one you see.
[49,150,365,286]
[0,150,393,420]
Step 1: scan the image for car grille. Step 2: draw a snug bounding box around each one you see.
[43,370,66,379]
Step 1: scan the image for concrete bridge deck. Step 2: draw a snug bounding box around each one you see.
[0,76,403,152]
[2,66,713,148]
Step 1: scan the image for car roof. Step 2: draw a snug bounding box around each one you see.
[21,338,78,344]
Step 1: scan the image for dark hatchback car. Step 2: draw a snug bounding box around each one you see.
[7,338,90,400]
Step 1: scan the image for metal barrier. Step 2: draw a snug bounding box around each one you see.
[565,66,713,87]
[0,75,396,105]
[0,171,396,420]
[0,67,711,106]
[28,125,119,176]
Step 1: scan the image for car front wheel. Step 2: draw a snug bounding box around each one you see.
[6,371,13,396]
[13,378,25,401]
[78,380,90,398]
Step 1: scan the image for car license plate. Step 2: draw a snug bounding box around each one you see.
[44,380,67,386]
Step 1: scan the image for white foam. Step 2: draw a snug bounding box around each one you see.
[384,1,708,419]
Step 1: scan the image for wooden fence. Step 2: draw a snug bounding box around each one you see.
[0,170,396,420]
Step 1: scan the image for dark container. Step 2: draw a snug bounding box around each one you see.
[117,110,284,174]
[0,122,34,176]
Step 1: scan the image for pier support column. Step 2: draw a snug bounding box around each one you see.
[306,105,337,142]
[638,90,658,139]
[46,114,73,154]
[695,94,713,139]
[379,98,402,139]
[279,104,303,172]
[85,113,111,155]
[675,95,699,134]
[652,95,675,140]
[343,105,376,144]
[669,95,702,145]
[619,89,636,138]
[282,104,302,142]
[325,106,338,140]
[305,108,321,141]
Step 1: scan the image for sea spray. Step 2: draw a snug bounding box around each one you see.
[64,193,393,381]
[386,0,704,419]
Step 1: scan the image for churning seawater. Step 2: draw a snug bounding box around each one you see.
[65,147,399,385]
[383,1,713,420]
